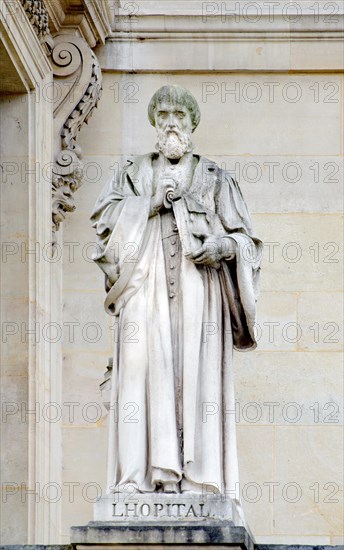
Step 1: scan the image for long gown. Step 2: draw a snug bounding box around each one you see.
[91,151,262,495]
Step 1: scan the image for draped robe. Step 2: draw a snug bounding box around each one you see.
[91,152,262,494]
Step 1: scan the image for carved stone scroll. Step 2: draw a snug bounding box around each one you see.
[51,34,102,242]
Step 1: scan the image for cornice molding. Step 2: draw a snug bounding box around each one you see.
[96,9,344,72]
[44,0,112,47]
[110,13,344,41]
[109,31,344,42]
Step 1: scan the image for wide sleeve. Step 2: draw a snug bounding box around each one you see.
[216,173,263,350]
[215,174,259,241]
[90,162,143,291]
[90,163,136,261]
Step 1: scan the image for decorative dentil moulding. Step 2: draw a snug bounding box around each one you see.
[51,34,102,243]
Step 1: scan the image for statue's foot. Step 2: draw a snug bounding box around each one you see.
[163,482,179,493]
[181,478,206,494]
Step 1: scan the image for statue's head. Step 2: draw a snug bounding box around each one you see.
[148,85,201,159]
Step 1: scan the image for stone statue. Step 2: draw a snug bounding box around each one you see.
[91,85,262,498]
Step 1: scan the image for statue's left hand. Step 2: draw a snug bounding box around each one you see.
[189,234,236,268]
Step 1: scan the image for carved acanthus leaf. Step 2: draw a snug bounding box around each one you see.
[20,0,54,51]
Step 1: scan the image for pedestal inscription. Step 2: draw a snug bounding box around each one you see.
[94,493,246,525]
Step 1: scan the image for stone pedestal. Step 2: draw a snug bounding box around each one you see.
[71,521,253,549]
[71,494,255,549]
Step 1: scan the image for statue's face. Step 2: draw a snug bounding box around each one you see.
[155,101,193,159]
[155,101,193,134]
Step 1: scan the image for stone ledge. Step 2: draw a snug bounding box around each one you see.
[257,547,344,550]
[71,521,254,548]
[1,544,343,549]
[0,546,72,549]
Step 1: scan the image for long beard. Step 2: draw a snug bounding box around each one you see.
[156,129,193,159]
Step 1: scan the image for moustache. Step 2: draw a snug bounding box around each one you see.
[162,128,182,137]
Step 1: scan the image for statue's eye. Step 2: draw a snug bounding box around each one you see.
[176,112,185,118]
[158,111,168,118]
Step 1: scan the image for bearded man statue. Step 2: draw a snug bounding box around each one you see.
[91,85,262,499]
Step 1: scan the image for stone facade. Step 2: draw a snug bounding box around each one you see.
[1,0,343,547]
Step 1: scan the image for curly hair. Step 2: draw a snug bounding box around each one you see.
[148,85,201,132]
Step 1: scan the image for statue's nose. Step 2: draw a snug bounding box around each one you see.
[167,113,176,127]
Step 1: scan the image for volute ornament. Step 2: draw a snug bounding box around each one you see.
[51,35,102,241]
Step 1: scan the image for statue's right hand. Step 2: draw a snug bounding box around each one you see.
[149,193,164,217]
[149,177,177,217]
[149,185,172,218]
